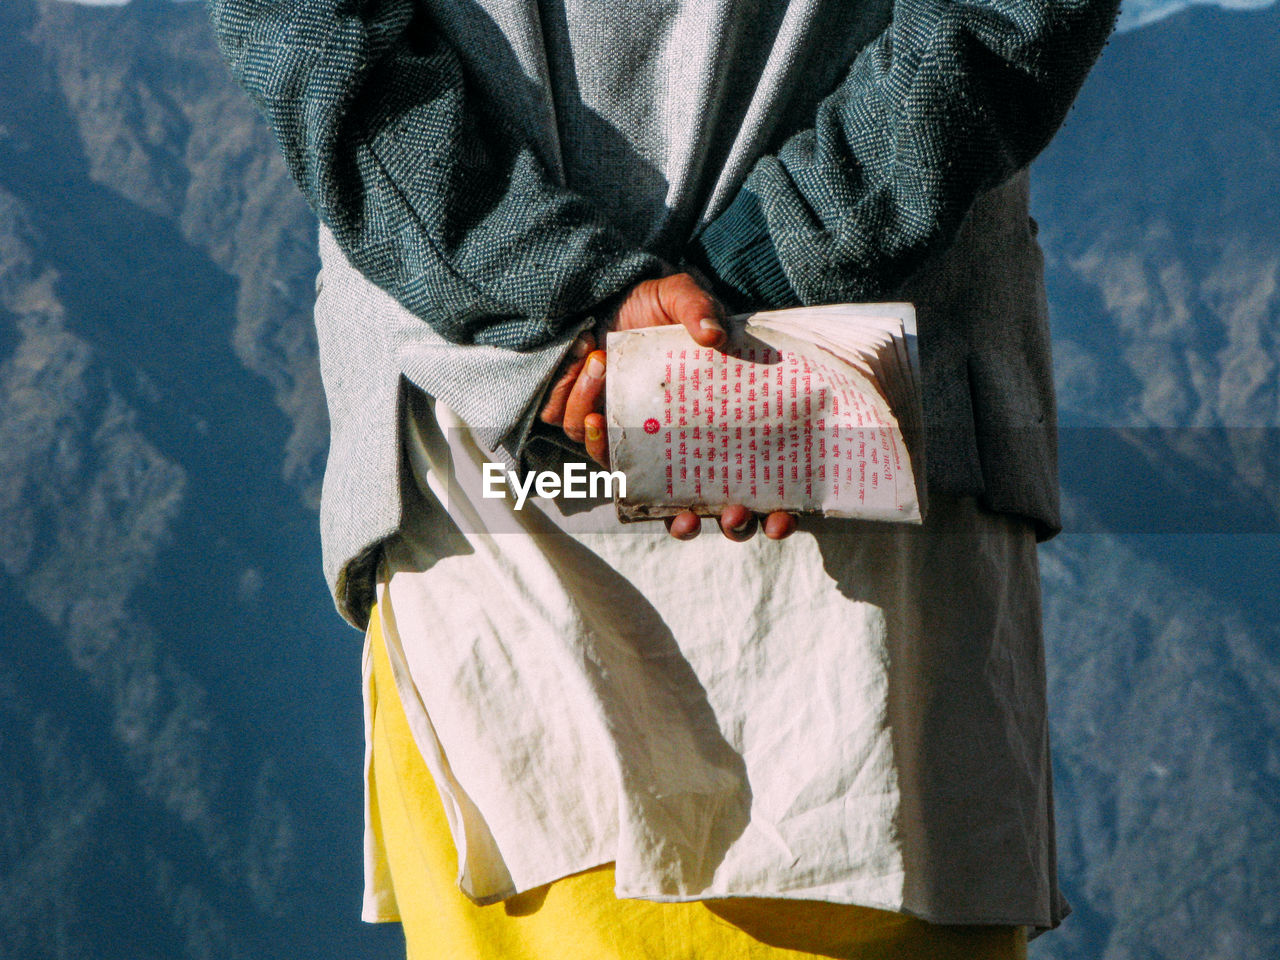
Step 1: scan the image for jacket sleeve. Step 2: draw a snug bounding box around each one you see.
[685,0,1121,310]
[208,0,665,351]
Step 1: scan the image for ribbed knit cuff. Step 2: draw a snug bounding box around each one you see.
[688,189,801,311]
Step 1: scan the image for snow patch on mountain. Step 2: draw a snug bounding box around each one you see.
[1120,0,1277,30]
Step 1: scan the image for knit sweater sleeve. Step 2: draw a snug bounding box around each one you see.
[207,0,664,352]
[685,0,1121,310]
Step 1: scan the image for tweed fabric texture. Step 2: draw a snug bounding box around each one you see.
[209,0,666,350]
[209,0,1118,626]
[210,0,1116,333]
[689,0,1122,308]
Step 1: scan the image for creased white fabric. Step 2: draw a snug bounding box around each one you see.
[361,393,1069,936]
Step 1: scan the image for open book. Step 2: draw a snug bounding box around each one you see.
[605,303,926,524]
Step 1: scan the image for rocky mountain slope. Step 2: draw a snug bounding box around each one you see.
[1030,5,1280,958]
[1,1,397,957]
[1036,2,1280,535]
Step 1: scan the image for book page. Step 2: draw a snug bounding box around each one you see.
[606,317,922,524]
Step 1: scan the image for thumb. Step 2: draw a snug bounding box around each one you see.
[658,273,726,348]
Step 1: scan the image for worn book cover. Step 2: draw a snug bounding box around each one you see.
[606,303,926,524]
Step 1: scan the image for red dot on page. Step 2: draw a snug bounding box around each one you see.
[644,418,660,434]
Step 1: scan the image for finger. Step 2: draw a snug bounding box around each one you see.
[659,273,726,348]
[563,349,606,443]
[763,511,798,540]
[719,504,756,542]
[664,511,701,541]
[583,413,609,468]
[539,357,587,426]
[539,333,594,426]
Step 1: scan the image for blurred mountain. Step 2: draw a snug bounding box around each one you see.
[0,0,398,957]
[1117,0,1277,30]
[1033,529,1280,960]
[1037,2,1280,525]
[0,0,1276,959]
[1028,4,1280,958]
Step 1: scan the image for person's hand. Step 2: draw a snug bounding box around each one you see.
[540,273,725,462]
[539,273,797,543]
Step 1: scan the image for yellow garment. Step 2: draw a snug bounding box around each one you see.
[365,601,1028,960]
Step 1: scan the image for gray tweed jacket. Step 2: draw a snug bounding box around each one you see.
[212,0,1119,626]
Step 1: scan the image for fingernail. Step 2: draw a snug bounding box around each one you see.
[700,317,724,335]
[731,516,752,532]
[585,423,601,442]
[585,355,605,379]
